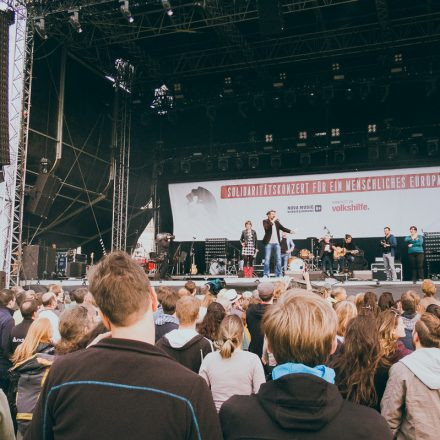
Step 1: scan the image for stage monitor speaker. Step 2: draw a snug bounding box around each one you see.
[257,0,284,36]
[0,11,11,167]
[66,262,86,278]
[26,173,61,219]
[0,271,6,289]
[353,270,373,281]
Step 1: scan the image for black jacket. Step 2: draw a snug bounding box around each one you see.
[246,303,270,358]
[10,318,34,353]
[220,373,392,440]
[240,229,257,248]
[262,219,291,244]
[24,338,221,440]
[0,307,14,374]
[156,334,213,373]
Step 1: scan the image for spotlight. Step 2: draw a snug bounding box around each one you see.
[298,131,308,140]
[331,128,340,138]
[181,160,191,174]
[218,157,229,172]
[334,150,345,164]
[300,153,311,167]
[162,0,174,16]
[427,139,439,156]
[35,17,48,39]
[235,156,244,170]
[68,10,82,33]
[368,124,377,134]
[409,143,419,156]
[270,155,282,169]
[206,159,214,172]
[248,155,259,169]
[265,134,273,143]
[368,145,380,161]
[120,0,134,23]
[386,142,398,159]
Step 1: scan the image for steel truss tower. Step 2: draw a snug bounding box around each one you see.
[111,59,133,252]
[0,2,34,286]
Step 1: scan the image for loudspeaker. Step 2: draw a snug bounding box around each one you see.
[21,245,57,280]
[26,173,61,219]
[353,270,373,281]
[66,262,86,278]
[0,11,10,167]
[257,0,284,36]
[0,271,6,289]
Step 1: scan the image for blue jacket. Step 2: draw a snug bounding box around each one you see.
[404,235,424,254]
[383,234,397,257]
[0,307,14,374]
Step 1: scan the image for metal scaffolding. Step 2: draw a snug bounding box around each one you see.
[0,2,34,286]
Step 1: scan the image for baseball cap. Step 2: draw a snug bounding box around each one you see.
[257,282,275,301]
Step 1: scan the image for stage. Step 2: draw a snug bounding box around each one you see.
[20,275,440,302]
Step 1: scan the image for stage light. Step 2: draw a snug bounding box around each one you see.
[248,155,259,169]
[224,76,232,85]
[235,156,244,170]
[270,155,281,169]
[427,139,439,156]
[368,145,379,161]
[120,0,134,23]
[35,17,48,39]
[300,153,311,167]
[265,133,273,143]
[181,159,191,174]
[279,72,287,80]
[331,128,340,138]
[218,157,229,172]
[206,159,214,172]
[409,143,419,156]
[162,0,174,16]
[334,150,345,164]
[368,124,377,134]
[298,131,307,140]
[386,142,398,159]
[68,10,82,33]
[332,62,344,80]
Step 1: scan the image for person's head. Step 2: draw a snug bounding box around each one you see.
[384,227,391,236]
[361,291,379,316]
[71,287,89,304]
[335,301,357,337]
[20,299,38,320]
[413,312,440,349]
[266,210,276,221]
[263,291,337,367]
[324,235,330,243]
[331,287,347,303]
[354,292,365,313]
[217,315,244,359]
[56,306,93,355]
[421,279,437,298]
[198,302,226,341]
[11,317,52,365]
[176,296,200,327]
[0,289,15,309]
[401,290,419,315]
[42,292,57,309]
[409,226,418,233]
[177,287,191,298]
[426,304,440,319]
[378,292,395,311]
[345,234,352,243]
[160,290,179,315]
[257,282,274,303]
[245,220,252,230]
[184,280,197,295]
[378,309,406,360]
[88,251,156,330]
[273,281,287,301]
[48,284,63,300]
[330,314,382,407]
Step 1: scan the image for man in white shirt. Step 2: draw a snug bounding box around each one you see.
[38,292,61,343]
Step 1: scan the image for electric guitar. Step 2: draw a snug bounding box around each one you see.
[189,239,198,275]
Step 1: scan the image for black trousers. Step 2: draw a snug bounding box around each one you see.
[408,253,424,281]
[322,254,334,275]
[243,255,254,267]
[343,254,354,271]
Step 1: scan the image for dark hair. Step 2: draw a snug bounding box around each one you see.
[56,306,92,355]
[415,313,440,348]
[76,322,108,350]
[345,234,352,239]
[0,289,14,307]
[330,315,382,407]
[378,292,395,311]
[384,226,390,231]
[361,291,379,317]
[20,299,38,319]
[15,291,28,307]
[401,291,419,314]
[198,302,226,341]
[245,220,252,227]
[426,304,440,319]
[71,287,89,304]
[410,226,417,231]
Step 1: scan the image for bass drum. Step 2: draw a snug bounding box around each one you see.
[299,249,312,259]
[288,257,305,272]
[209,259,226,275]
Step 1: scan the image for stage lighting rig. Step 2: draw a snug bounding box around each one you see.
[68,10,82,33]
[162,0,174,16]
[120,0,134,23]
[34,17,48,40]
[427,139,439,156]
[248,154,259,170]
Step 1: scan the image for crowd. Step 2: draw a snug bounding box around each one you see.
[0,251,439,439]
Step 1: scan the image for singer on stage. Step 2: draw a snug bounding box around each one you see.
[262,210,291,278]
[240,220,257,278]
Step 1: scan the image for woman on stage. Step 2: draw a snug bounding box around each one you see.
[240,221,257,278]
[405,226,424,283]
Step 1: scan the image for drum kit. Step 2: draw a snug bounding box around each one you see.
[287,248,317,272]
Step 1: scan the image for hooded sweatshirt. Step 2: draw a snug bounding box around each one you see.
[154,314,179,342]
[246,303,271,358]
[156,329,213,373]
[400,312,420,350]
[381,348,440,440]
[220,373,391,440]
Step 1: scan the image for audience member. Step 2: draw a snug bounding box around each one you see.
[198,302,226,342]
[0,289,16,394]
[199,315,265,412]
[56,306,93,355]
[68,287,89,307]
[156,296,214,373]
[331,287,347,304]
[0,389,15,440]
[272,280,287,301]
[154,289,179,342]
[381,312,440,439]
[48,284,65,315]
[334,300,357,345]
[177,287,191,298]
[400,290,420,350]
[420,279,439,311]
[354,292,365,313]
[330,314,387,410]
[184,280,197,296]
[220,291,392,439]
[361,291,380,316]
[26,251,221,439]
[10,299,38,353]
[246,282,274,358]
[426,303,440,319]
[378,292,395,311]
[38,292,61,343]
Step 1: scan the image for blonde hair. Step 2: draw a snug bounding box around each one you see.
[176,296,200,325]
[263,290,337,366]
[177,287,191,298]
[331,287,347,302]
[273,281,287,301]
[12,318,52,365]
[355,293,365,312]
[335,301,357,337]
[378,309,401,360]
[415,312,440,348]
[216,315,244,359]
[201,292,215,309]
[422,279,437,297]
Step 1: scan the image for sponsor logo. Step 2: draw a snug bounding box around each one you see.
[288,205,321,214]
[331,203,369,212]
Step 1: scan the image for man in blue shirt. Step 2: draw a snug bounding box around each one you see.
[381,226,397,281]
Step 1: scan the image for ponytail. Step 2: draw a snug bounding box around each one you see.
[216,315,244,359]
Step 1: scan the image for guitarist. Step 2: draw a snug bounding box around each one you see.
[240,221,258,278]
[341,234,359,274]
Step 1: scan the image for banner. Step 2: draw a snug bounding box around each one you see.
[168,166,440,241]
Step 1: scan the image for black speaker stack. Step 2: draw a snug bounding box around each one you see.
[26,173,61,219]
[21,245,57,280]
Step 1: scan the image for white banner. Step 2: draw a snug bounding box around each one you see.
[168,166,440,241]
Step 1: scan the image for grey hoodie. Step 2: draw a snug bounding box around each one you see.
[400,347,440,389]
